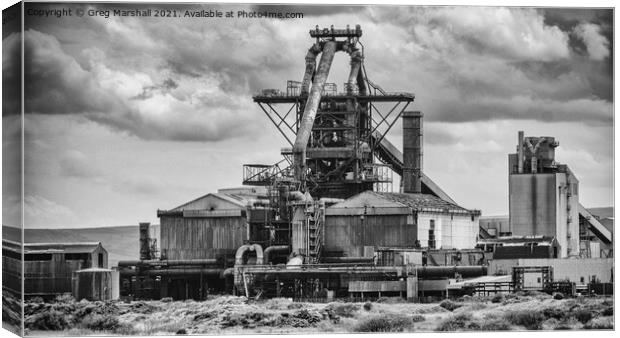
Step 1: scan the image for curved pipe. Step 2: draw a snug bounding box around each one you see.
[264,245,290,264]
[321,257,374,264]
[293,41,337,181]
[117,259,218,267]
[287,191,311,201]
[222,267,234,278]
[235,244,264,265]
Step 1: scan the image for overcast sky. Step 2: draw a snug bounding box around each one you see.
[2,3,613,228]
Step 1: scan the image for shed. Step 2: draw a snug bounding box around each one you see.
[2,239,108,298]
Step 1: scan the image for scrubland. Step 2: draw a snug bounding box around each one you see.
[17,291,613,336]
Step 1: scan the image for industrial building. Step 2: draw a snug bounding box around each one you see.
[480,131,613,259]
[116,26,612,301]
[2,239,108,299]
[117,25,485,301]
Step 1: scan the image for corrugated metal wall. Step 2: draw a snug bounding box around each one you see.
[24,255,84,296]
[160,216,246,260]
[324,214,415,257]
[2,256,22,294]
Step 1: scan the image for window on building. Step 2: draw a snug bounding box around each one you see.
[65,253,89,261]
[24,253,52,261]
[98,253,104,268]
[428,220,436,249]
[537,277,542,283]
[580,277,585,283]
[2,249,21,260]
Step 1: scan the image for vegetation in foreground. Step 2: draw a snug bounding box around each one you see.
[23,292,613,335]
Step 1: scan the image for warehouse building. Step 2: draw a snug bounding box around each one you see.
[2,240,107,298]
[325,191,480,257]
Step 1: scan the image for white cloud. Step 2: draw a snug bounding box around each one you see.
[573,23,610,61]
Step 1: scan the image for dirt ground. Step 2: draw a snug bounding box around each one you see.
[23,292,613,336]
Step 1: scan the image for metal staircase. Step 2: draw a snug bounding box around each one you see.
[307,201,325,264]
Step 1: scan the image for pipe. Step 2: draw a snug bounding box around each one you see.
[517,131,524,174]
[287,191,310,201]
[264,245,290,264]
[293,41,337,181]
[319,197,345,204]
[235,244,264,265]
[142,268,224,276]
[346,49,363,95]
[222,267,234,278]
[321,257,374,264]
[117,259,218,267]
[414,265,487,278]
[300,44,321,96]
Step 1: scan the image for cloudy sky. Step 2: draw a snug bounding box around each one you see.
[2,2,613,228]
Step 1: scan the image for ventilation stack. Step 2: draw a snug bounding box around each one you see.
[403,111,423,194]
[139,222,152,260]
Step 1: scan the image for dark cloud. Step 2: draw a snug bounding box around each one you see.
[20,28,267,142]
[132,78,178,100]
[23,29,124,115]
[2,32,21,116]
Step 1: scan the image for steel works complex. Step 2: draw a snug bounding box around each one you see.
[3,26,613,302]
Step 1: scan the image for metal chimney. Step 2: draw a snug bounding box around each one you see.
[403,111,423,193]
[139,222,151,260]
[517,131,524,174]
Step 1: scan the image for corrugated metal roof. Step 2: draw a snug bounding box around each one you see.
[374,192,471,213]
[170,193,247,211]
[21,242,103,254]
[329,191,476,215]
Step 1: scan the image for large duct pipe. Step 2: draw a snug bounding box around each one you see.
[293,41,337,182]
[300,44,321,96]
[403,111,423,193]
[264,245,290,264]
[321,257,374,264]
[415,265,487,278]
[139,222,151,260]
[287,191,311,201]
[346,50,363,95]
[117,259,218,267]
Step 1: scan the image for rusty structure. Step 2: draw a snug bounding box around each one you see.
[118,26,485,301]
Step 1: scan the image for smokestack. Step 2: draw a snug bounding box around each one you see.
[139,222,151,260]
[517,131,524,174]
[403,111,423,193]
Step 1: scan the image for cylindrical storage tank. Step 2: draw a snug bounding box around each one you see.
[73,268,115,301]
